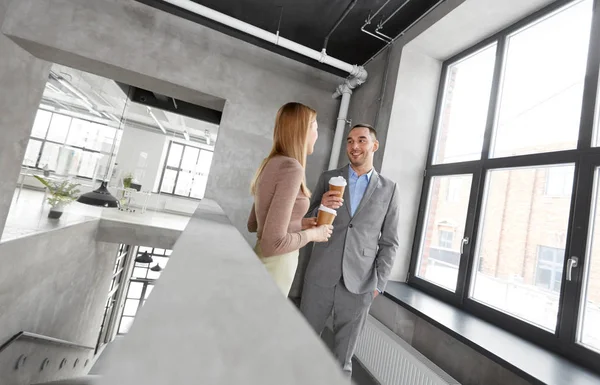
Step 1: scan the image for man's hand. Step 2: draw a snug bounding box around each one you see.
[321,191,343,209]
[302,217,318,230]
[373,290,380,299]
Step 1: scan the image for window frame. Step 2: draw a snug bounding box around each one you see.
[407,0,600,374]
[157,140,214,200]
[24,108,120,180]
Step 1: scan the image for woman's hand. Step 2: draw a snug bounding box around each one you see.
[302,217,318,230]
[309,224,333,243]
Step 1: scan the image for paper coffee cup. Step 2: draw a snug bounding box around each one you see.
[329,176,347,196]
[317,204,337,226]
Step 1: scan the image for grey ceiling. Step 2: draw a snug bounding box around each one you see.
[139,0,442,75]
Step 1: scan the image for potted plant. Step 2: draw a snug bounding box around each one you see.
[122,173,133,189]
[34,176,81,219]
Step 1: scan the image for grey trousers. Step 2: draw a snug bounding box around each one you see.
[300,279,373,375]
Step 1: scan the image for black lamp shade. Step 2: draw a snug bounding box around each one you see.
[150,264,162,272]
[77,181,119,208]
[135,251,153,264]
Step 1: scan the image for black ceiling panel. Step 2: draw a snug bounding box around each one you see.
[138,0,440,75]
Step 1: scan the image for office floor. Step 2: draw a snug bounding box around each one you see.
[2,188,192,242]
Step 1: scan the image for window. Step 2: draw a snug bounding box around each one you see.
[470,165,573,331]
[446,177,463,202]
[415,175,472,292]
[409,0,599,373]
[535,246,565,293]
[545,165,576,196]
[439,230,454,249]
[490,0,593,158]
[118,246,171,334]
[96,244,130,352]
[158,141,213,199]
[577,167,600,353]
[23,108,119,179]
[433,44,497,164]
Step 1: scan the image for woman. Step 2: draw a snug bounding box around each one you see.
[248,102,333,296]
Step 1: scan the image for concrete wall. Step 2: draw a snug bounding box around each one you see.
[1,0,343,243]
[0,221,118,383]
[369,296,533,385]
[382,47,443,282]
[0,0,50,237]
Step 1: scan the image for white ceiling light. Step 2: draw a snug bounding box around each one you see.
[147,107,167,135]
[53,74,102,117]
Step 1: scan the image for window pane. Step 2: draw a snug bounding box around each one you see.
[167,143,183,167]
[46,114,71,143]
[118,316,134,334]
[66,118,88,148]
[23,140,42,167]
[416,175,473,291]
[492,0,593,157]
[190,174,209,199]
[55,147,82,176]
[470,165,575,331]
[78,151,101,178]
[132,267,147,279]
[433,45,497,164]
[31,110,51,139]
[175,171,193,196]
[578,167,600,352]
[545,165,575,197]
[123,299,139,316]
[160,169,177,194]
[127,281,144,299]
[144,285,154,299]
[39,142,61,171]
[196,150,214,174]
[93,123,115,152]
[181,146,199,171]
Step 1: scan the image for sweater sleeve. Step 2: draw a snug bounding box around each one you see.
[247,203,258,233]
[260,159,309,257]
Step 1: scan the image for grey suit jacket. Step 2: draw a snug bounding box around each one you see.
[304,165,401,295]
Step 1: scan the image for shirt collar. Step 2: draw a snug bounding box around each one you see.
[349,166,374,181]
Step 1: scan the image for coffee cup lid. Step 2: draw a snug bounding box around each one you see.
[318,204,337,215]
[329,176,347,187]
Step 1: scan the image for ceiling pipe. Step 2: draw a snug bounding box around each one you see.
[161,0,368,170]
[162,0,366,82]
[364,0,447,66]
[375,0,412,41]
[361,0,393,43]
[322,0,358,53]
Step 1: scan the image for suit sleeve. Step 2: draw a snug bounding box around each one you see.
[247,203,258,233]
[305,172,327,218]
[376,183,401,292]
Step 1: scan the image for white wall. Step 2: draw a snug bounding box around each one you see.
[116,125,165,191]
[382,46,443,282]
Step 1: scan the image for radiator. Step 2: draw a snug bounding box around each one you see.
[355,315,460,385]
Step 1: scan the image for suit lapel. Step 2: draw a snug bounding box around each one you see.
[339,165,351,217]
[353,170,379,218]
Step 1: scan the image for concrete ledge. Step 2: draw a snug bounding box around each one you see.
[97,202,348,385]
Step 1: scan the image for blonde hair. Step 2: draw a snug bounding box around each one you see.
[250,102,316,197]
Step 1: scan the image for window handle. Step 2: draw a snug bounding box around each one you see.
[460,237,470,254]
[566,256,579,281]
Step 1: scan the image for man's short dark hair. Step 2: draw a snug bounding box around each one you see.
[350,123,377,140]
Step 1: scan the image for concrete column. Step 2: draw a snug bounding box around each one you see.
[0,0,50,236]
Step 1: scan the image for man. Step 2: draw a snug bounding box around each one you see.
[300,123,400,376]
